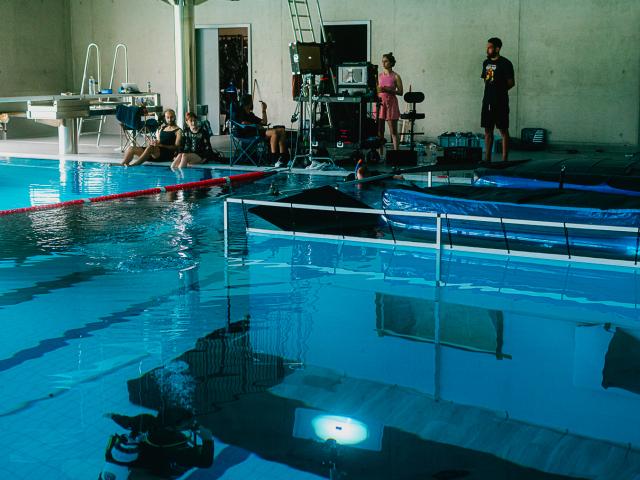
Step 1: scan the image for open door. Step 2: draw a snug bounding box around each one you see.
[322,21,372,144]
[196,25,250,135]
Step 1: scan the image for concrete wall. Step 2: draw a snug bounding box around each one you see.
[0,0,73,137]
[195,0,640,146]
[6,0,640,145]
[67,0,176,134]
[517,0,640,145]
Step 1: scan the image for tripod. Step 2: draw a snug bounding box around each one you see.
[288,74,334,169]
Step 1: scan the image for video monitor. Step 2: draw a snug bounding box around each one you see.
[289,42,325,75]
[338,64,368,88]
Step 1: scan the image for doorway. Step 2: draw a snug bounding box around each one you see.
[322,21,371,144]
[196,25,251,135]
[323,21,371,64]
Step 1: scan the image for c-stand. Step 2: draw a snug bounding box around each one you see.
[288,74,334,169]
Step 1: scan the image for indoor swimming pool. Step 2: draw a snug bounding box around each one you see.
[0,157,245,211]
[0,159,639,479]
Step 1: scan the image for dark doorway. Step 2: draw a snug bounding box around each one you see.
[323,23,369,63]
[322,22,371,146]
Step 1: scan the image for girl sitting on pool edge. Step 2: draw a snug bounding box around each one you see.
[121,109,182,167]
[171,112,216,169]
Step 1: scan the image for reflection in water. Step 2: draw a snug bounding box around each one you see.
[4,167,640,479]
[375,293,507,358]
[603,328,640,394]
[99,408,213,479]
[229,237,640,478]
[124,319,584,479]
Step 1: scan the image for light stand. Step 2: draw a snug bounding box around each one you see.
[323,439,342,480]
[288,74,334,169]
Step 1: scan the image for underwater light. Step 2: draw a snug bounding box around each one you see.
[311,415,368,445]
[293,407,384,451]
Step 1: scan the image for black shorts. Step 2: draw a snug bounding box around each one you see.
[481,102,509,130]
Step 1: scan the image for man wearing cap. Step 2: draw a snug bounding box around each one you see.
[481,37,515,162]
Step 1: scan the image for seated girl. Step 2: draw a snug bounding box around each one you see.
[121,109,182,167]
[171,112,215,169]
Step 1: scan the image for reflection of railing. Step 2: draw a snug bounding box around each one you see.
[224,197,640,268]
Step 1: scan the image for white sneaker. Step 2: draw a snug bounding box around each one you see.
[274,160,285,168]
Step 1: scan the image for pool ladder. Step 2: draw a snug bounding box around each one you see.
[78,43,129,147]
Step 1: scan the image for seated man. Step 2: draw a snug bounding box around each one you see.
[232,94,289,167]
[121,109,182,167]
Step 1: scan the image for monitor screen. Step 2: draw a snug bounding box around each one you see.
[290,43,324,75]
[338,65,367,87]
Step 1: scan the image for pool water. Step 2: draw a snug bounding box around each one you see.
[0,157,243,210]
[0,159,639,479]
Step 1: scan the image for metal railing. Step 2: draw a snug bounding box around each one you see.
[223,197,640,268]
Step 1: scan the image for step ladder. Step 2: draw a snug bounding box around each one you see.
[287,0,335,128]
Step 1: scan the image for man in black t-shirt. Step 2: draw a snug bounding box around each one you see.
[481,37,515,162]
[231,94,289,166]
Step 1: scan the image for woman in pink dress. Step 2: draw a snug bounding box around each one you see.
[377,52,404,152]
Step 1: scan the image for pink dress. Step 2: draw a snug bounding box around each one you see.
[376,71,401,121]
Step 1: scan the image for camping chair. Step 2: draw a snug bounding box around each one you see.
[201,118,214,138]
[229,120,267,166]
[115,104,159,152]
[197,118,223,163]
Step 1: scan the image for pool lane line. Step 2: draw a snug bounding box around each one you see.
[0,267,106,307]
[0,354,150,418]
[0,170,274,217]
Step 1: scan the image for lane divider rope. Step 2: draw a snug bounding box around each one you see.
[0,171,272,217]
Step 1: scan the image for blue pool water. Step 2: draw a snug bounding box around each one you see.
[0,159,639,479]
[0,157,243,210]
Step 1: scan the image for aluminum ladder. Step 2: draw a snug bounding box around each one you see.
[287,0,327,44]
[288,0,338,137]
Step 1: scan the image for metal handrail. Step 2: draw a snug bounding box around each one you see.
[224,196,640,268]
[225,197,637,233]
[109,43,129,90]
[80,43,101,95]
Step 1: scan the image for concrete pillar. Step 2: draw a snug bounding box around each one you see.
[58,119,78,155]
[173,0,197,128]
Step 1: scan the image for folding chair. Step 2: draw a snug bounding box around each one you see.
[115,104,159,152]
[229,120,267,166]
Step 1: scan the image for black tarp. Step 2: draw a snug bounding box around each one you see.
[249,185,380,234]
